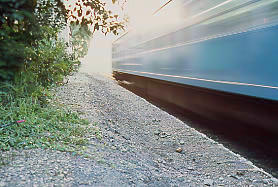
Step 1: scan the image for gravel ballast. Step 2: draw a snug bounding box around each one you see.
[0,72,277,186]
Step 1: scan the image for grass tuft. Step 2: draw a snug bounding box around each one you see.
[0,82,96,152]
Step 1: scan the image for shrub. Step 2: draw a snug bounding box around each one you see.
[0,0,37,81]
[24,27,80,88]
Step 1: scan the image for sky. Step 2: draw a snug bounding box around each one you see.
[80,0,168,74]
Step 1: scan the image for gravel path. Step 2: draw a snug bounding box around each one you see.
[0,72,277,186]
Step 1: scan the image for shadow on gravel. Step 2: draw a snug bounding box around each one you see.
[118,81,278,178]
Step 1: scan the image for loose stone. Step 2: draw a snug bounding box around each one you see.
[160,132,168,138]
[154,130,161,136]
[176,148,183,153]
[204,179,214,186]
[1,72,276,186]
[236,170,245,176]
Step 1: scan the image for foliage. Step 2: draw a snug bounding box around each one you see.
[0,0,126,81]
[0,23,89,151]
[35,0,67,29]
[0,0,36,26]
[70,23,92,59]
[0,0,37,81]
[24,26,80,87]
[65,0,126,35]
[0,26,26,81]
[66,0,127,58]
[0,0,126,152]
[0,82,100,152]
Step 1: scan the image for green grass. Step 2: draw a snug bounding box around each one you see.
[0,83,97,152]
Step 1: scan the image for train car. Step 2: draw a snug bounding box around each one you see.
[112,0,278,130]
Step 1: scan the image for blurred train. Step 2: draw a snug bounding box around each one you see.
[112,0,278,130]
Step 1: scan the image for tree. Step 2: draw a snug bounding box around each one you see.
[63,0,127,58]
[64,0,126,35]
[0,0,37,80]
[0,0,127,81]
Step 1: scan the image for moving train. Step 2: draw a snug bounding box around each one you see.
[112,0,278,130]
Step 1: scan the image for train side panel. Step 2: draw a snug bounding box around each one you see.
[113,25,278,101]
[112,0,278,101]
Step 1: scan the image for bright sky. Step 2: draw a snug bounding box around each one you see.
[126,0,168,28]
[80,0,168,73]
[80,0,168,74]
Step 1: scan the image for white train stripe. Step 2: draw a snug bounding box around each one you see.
[115,69,278,90]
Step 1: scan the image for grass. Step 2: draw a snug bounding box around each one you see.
[0,82,98,153]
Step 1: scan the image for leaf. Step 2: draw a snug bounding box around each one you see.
[94,23,99,31]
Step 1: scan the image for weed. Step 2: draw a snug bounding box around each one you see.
[94,128,103,140]
[0,21,98,154]
[0,85,95,152]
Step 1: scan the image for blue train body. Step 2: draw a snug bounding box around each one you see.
[112,0,278,101]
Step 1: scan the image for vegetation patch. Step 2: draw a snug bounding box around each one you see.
[0,85,95,152]
[0,0,125,154]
